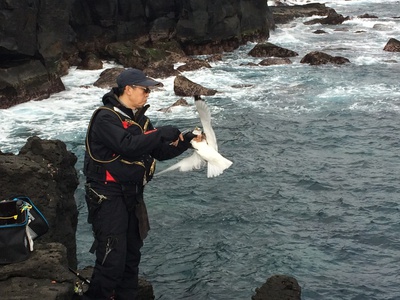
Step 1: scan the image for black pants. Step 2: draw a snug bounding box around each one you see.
[83,182,143,300]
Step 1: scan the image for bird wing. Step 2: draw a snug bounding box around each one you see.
[195,99,218,151]
[155,151,205,176]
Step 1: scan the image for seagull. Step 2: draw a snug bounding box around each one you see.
[157,97,233,178]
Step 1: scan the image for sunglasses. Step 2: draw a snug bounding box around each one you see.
[131,85,151,94]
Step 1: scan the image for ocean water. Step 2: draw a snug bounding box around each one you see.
[1,1,400,299]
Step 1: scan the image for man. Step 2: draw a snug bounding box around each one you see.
[82,68,196,299]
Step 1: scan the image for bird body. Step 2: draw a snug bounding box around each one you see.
[156,99,232,178]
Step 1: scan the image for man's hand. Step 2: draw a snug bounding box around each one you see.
[170,133,184,147]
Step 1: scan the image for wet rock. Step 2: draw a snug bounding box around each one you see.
[248,42,298,58]
[206,54,224,62]
[358,13,378,19]
[383,38,400,52]
[173,75,217,97]
[0,137,155,299]
[252,274,301,300]
[93,67,125,89]
[158,98,190,113]
[1,136,79,267]
[0,60,65,109]
[176,59,212,72]
[259,57,292,66]
[270,3,331,24]
[144,62,179,79]
[313,29,327,34]
[304,9,350,25]
[77,53,103,70]
[300,51,350,65]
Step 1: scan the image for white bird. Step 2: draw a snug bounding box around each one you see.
[157,98,233,178]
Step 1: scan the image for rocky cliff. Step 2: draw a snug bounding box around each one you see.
[0,0,272,109]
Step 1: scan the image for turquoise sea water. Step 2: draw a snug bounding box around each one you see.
[1,1,399,299]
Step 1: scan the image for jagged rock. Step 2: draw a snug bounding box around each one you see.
[93,67,125,89]
[304,9,350,25]
[0,60,65,109]
[240,62,259,67]
[0,0,74,109]
[0,137,156,299]
[173,75,217,96]
[383,38,400,52]
[358,13,378,19]
[175,0,270,54]
[252,274,301,300]
[206,54,224,62]
[300,51,350,65]
[144,62,179,79]
[270,3,331,24]
[77,53,103,70]
[232,84,254,88]
[1,136,79,267]
[176,59,212,72]
[1,1,274,108]
[259,57,292,66]
[158,98,190,113]
[248,42,298,58]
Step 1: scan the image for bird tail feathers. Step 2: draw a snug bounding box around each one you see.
[207,157,233,178]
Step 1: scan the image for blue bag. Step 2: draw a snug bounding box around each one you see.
[0,197,49,264]
[0,199,31,264]
[13,196,49,240]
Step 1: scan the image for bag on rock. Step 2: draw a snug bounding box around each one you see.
[13,196,49,240]
[0,199,32,264]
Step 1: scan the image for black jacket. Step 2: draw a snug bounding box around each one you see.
[84,88,189,185]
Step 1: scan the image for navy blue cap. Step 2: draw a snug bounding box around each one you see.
[116,68,160,88]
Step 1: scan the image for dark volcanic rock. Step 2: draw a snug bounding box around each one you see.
[77,53,103,70]
[248,42,298,58]
[270,3,331,24]
[93,67,125,89]
[1,0,273,108]
[252,274,301,300]
[300,51,350,65]
[1,136,79,267]
[0,137,156,299]
[176,59,212,72]
[158,98,190,113]
[383,38,400,52]
[304,9,350,25]
[174,75,217,96]
[0,0,74,109]
[259,57,292,66]
[0,60,65,109]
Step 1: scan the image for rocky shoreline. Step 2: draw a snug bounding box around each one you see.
[1,1,399,299]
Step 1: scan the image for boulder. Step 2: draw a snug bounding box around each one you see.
[0,136,79,267]
[77,53,103,70]
[176,59,212,72]
[158,98,190,113]
[304,9,350,25]
[300,51,350,65]
[173,75,217,96]
[93,67,125,89]
[1,0,274,108]
[383,38,400,52]
[0,60,65,109]
[259,57,292,66]
[252,274,301,300]
[248,42,298,58]
[0,0,75,109]
[0,137,155,299]
[270,3,331,24]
